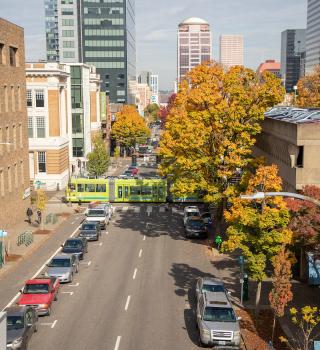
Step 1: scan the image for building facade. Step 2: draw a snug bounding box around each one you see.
[219,35,243,68]
[281,29,306,92]
[306,0,320,73]
[0,18,30,228]
[256,59,281,79]
[136,83,152,111]
[45,0,59,62]
[45,0,136,104]
[177,17,212,83]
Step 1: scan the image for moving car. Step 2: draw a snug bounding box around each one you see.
[6,305,38,350]
[183,206,200,226]
[46,254,79,283]
[78,220,101,241]
[61,238,88,260]
[128,166,138,175]
[195,277,229,301]
[185,216,207,239]
[85,205,109,228]
[17,277,60,316]
[196,292,241,348]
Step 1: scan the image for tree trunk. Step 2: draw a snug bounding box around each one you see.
[271,314,276,344]
[255,281,262,317]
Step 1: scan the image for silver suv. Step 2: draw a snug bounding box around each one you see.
[196,291,241,348]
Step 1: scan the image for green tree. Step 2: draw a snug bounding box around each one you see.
[87,133,110,177]
[159,61,285,207]
[223,165,293,310]
[145,103,160,122]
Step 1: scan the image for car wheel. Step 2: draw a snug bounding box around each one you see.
[198,335,205,348]
[76,265,79,273]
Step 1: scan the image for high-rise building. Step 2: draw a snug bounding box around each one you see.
[0,18,30,228]
[138,71,151,85]
[306,0,320,73]
[150,75,159,95]
[257,60,281,79]
[219,35,244,68]
[281,29,306,92]
[177,17,212,82]
[45,0,136,104]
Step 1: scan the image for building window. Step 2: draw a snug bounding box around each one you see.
[7,166,12,192]
[27,90,32,107]
[297,146,304,168]
[63,51,75,58]
[72,138,84,157]
[35,90,44,107]
[11,86,15,111]
[62,30,74,37]
[0,43,4,64]
[38,151,46,173]
[5,126,9,152]
[28,117,33,138]
[61,9,74,15]
[19,123,22,148]
[4,85,8,112]
[117,74,125,79]
[63,41,75,48]
[14,163,18,188]
[61,0,73,3]
[117,90,125,96]
[62,19,74,26]
[0,169,4,196]
[20,160,24,185]
[9,46,17,66]
[36,116,46,138]
[105,74,110,79]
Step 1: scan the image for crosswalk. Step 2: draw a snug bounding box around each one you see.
[114,205,182,216]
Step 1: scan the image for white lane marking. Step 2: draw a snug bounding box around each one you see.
[68,282,80,287]
[3,223,81,310]
[93,242,103,246]
[62,291,74,296]
[159,206,165,213]
[122,206,128,212]
[138,249,143,258]
[124,295,131,311]
[143,235,146,241]
[114,336,121,350]
[133,268,137,280]
[80,260,91,266]
[134,207,140,213]
[51,320,58,328]
[88,260,92,266]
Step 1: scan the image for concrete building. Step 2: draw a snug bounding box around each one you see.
[0,18,30,228]
[219,35,244,68]
[254,108,320,192]
[45,0,136,104]
[257,59,281,79]
[150,74,159,104]
[138,71,151,85]
[281,29,306,92]
[177,17,212,82]
[136,83,152,111]
[306,0,320,73]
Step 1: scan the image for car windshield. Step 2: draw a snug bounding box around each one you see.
[64,240,82,248]
[24,283,49,294]
[87,210,105,217]
[202,284,225,293]
[187,211,198,217]
[188,220,204,229]
[202,213,211,218]
[82,224,96,230]
[7,316,24,330]
[49,258,71,268]
[203,307,236,322]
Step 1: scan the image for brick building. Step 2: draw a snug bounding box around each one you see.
[0,18,30,228]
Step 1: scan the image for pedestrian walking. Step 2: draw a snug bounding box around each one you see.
[36,209,42,224]
[215,234,223,252]
[26,207,33,224]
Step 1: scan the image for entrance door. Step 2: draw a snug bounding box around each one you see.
[29,152,35,179]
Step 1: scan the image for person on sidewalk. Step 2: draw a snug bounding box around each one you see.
[36,209,42,224]
[215,234,223,252]
[26,207,33,224]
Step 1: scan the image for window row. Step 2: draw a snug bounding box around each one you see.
[0,123,24,154]
[62,30,74,37]
[84,29,124,36]
[0,85,23,113]
[84,18,124,26]
[27,90,45,108]
[85,61,125,68]
[61,9,74,15]
[85,40,124,47]
[63,40,75,48]
[84,0,123,2]
[0,43,19,67]
[61,0,74,4]
[62,19,74,26]
[84,6,123,15]
[63,51,76,58]
[28,116,46,138]
[0,161,25,196]
[85,50,124,58]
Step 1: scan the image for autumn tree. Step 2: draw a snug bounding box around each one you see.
[159,62,285,207]
[111,105,150,149]
[297,65,320,108]
[223,165,293,310]
[158,93,176,128]
[145,103,160,123]
[87,133,110,177]
[36,189,47,230]
[269,248,293,342]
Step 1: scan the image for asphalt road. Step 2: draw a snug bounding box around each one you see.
[17,203,228,350]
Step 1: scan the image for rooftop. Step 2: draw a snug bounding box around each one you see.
[265,107,320,124]
[180,17,208,25]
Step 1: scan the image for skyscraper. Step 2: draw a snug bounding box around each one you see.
[306,0,320,73]
[45,0,136,104]
[45,0,59,62]
[177,17,212,82]
[219,35,244,68]
[281,29,306,92]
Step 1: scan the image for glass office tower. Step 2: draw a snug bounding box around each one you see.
[45,0,60,61]
[306,0,320,73]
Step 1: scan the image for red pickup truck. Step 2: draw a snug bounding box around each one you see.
[17,277,60,316]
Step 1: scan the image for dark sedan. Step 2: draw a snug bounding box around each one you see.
[61,237,88,260]
[78,221,101,241]
[6,305,38,349]
[185,216,208,239]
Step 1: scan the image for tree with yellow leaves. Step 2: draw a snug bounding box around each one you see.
[111,105,150,149]
[297,65,320,108]
[159,61,285,206]
[223,165,293,311]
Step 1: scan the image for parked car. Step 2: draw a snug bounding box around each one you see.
[196,291,241,348]
[195,277,229,301]
[183,206,201,226]
[85,205,109,228]
[17,277,60,316]
[61,238,88,260]
[45,254,79,283]
[123,170,134,177]
[185,216,208,239]
[201,212,213,226]
[128,166,138,175]
[6,305,38,350]
[78,220,101,241]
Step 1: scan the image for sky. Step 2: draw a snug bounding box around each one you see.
[1,0,307,90]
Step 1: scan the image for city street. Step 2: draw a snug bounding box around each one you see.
[1,203,237,350]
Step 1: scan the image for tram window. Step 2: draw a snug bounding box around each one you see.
[69,183,76,191]
[77,184,85,192]
[118,186,123,198]
[124,186,129,197]
[96,184,106,192]
[85,183,96,192]
[159,187,164,197]
[141,186,152,195]
[130,186,141,195]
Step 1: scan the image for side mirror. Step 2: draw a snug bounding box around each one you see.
[227,291,232,295]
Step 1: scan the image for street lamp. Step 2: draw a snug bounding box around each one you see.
[293,85,298,106]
